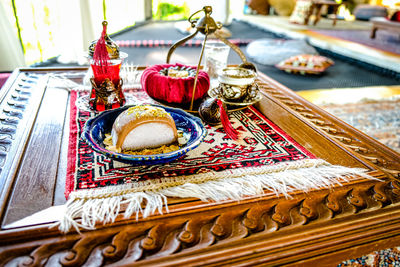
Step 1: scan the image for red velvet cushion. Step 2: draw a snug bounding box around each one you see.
[141,63,210,104]
[391,11,400,22]
[275,54,334,75]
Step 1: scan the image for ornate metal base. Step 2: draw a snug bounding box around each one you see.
[89,78,126,112]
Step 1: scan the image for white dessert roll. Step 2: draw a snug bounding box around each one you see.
[111,105,178,151]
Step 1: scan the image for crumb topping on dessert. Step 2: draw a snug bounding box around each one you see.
[126,105,169,119]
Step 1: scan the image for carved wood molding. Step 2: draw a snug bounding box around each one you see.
[0,72,41,170]
[1,177,398,266]
[256,73,400,180]
[0,72,51,220]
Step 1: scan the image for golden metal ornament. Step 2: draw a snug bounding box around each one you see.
[88,21,120,59]
[166,6,256,112]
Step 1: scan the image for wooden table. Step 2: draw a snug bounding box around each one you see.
[370,17,400,39]
[0,67,399,266]
[306,0,341,26]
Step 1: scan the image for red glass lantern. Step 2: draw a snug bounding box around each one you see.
[87,21,127,112]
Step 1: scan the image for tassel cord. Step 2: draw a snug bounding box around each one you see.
[217,99,239,140]
[93,21,110,76]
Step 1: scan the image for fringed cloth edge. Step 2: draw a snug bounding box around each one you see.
[57,159,375,233]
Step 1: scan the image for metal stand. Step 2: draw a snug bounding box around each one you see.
[166,6,256,112]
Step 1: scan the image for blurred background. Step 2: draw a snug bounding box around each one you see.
[0,0,239,67]
[1,0,399,69]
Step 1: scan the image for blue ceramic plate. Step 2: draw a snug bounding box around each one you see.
[82,104,207,165]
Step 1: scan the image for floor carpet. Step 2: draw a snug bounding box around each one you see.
[338,247,400,266]
[110,20,400,91]
[36,20,400,91]
[311,29,400,55]
[321,97,400,153]
[242,15,372,31]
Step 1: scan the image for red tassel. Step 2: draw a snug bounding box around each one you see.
[217,99,239,140]
[93,22,110,74]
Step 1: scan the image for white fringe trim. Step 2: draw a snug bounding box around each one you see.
[57,159,375,233]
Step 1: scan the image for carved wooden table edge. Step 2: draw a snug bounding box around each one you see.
[256,72,400,180]
[0,67,399,266]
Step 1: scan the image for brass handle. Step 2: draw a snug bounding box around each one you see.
[165,5,257,112]
[188,9,203,28]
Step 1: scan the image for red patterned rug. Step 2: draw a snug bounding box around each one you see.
[66,89,316,197]
[61,88,371,232]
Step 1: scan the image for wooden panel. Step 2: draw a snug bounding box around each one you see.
[0,71,50,224]
[53,99,70,206]
[256,94,366,168]
[2,85,69,225]
[256,72,400,179]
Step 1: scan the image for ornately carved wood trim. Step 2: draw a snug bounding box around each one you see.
[257,73,400,180]
[1,176,399,266]
[0,72,44,174]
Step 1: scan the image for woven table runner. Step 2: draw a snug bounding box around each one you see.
[61,88,371,232]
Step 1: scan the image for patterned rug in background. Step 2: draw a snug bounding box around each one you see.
[311,29,400,55]
[338,247,400,266]
[322,97,400,153]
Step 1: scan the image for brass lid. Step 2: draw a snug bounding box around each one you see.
[88,21,120,59]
